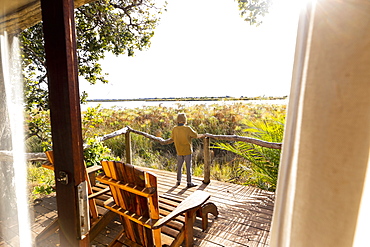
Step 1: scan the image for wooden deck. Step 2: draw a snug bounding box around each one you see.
[144,167,275,247]
[6,167,274,246]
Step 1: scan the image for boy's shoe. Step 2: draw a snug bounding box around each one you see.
[176,181,180,186]
[187,182,197,188]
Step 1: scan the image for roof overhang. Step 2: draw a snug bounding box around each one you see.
[1,0,96,35]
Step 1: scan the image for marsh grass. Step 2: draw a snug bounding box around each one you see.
[91,102,286,190]
[26,102,286,193]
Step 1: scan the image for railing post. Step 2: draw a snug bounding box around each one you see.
[203,137,211,184]
[125,130,132,164]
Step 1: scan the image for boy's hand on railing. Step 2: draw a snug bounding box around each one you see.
[197,134,206,138]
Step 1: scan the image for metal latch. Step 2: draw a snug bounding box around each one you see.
[57,171,68,185]
[77,181,90,239]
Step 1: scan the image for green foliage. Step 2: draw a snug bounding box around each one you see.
[33,185,55,195]
[25,102,286,192]
[25,109,52,152]
[28,164,55,199]
[75,0,163,85]
[82,104,105,138]
[213,115,285,191]
[21,0,165,111]
[20,1,273,112]
[83,138,119,167]
[21,24,48,111]
[25,104,119,165]
[236,0,273,25]
[79,103,286,191]
[81,105,121,166]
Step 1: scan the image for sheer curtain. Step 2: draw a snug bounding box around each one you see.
[270,0,370,246]
[0,31,32,246]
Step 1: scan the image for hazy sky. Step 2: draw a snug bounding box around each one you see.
[79,0,304,99]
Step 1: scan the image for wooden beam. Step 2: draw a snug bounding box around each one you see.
[40,0,89,245]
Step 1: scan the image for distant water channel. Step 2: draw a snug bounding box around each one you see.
[81,99,288,112]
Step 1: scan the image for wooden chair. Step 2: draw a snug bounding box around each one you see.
[97,160,216,247]
[36,151,117,243]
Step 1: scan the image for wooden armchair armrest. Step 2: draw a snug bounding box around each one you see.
[42,162,102,176]
[41,162,54,170]
[88,187,110,199]
[152,190,210,229]
[86,165,102,174]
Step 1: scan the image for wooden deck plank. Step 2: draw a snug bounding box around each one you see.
[23,166,274,247]
[139,166,274,247]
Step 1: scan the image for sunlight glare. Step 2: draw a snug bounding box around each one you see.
[297,0,317,10]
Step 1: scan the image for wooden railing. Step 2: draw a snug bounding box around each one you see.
[25,126,282,184]
[86,126,282,184]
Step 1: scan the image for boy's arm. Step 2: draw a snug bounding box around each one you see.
[171,127,175,140]
[188,126,198,139]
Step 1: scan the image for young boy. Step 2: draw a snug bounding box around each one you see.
[171,113,200,188]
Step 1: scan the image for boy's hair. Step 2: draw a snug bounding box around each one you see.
[176,113,187,123]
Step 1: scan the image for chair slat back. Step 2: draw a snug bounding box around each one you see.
[100,161,159,246]
[45,150,54,164]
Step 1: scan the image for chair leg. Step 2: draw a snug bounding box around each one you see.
[200,202,219,231]
[184,208,197,247]
[153,228,161,247]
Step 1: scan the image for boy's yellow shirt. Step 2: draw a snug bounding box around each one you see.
[171,125,198,155]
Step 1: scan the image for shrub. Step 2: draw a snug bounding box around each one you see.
[28,163,55,200]
[84,138,120,167]
[213,115,285,191]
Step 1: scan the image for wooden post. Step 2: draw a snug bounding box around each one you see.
[125,130,132,164]
[41,0,89,245]
[203,137,211,184]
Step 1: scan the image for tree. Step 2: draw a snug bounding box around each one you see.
[21,0,272,111]
[237,0,273,26]
[21,0,272,147]
[21,0,165,111]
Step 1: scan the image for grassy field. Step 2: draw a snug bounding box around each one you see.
[83,101,286,188]
[86,95,287,102]
[27,100,286,196]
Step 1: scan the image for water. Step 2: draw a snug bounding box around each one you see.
[0,32,32,246]
[81,99,288,111]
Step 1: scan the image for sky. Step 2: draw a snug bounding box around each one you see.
[79,0,304,100]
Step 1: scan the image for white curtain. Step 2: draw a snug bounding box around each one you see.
[0,30,32,246]
[270,0,370,246]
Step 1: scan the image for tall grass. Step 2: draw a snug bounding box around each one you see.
[83,103,286,190]
[26,102,286,192]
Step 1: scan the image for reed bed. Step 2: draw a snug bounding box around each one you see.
[82,102,286,189]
